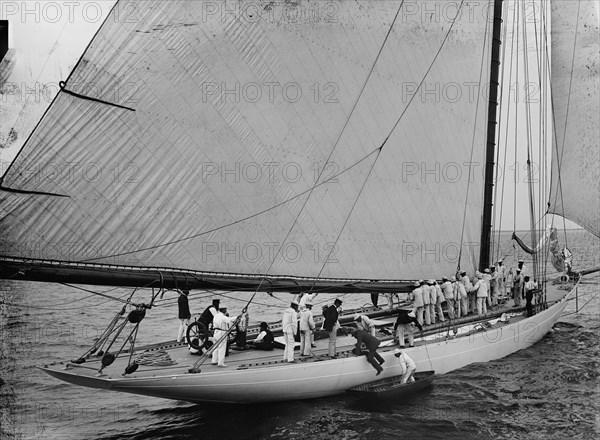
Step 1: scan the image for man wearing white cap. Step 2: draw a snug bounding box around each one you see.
[459,271,474,314]
[410,281,425,326]
[282,301,299,363]
[512,269,524,307]
[454,276,468,317]
[394,348,416,383]
[483,268,492,308]
[441,277,455,319]
[433,280,445,322]
[422,280,432,325]
[496,259,507,298]
[470,272,489,315]
[354,313,376,336]
[299,300,315,356]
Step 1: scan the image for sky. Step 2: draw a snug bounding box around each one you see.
[0,0,586,231]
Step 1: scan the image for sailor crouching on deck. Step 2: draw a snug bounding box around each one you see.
[393,309,423,348]
[347,327,384,376]
[353,313,376,337]
[282,301,299,363]
[394,348,416,383]
[211,307,242,367]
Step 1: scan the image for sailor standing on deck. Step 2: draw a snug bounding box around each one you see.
[434,280,445,322]
[411,281,425,326]
[299,300,315,356]
[460,271,474,314]
[454,276,468,317]
[422,280,432,325]
[176,290,191,343]
[512,269,524,306]
[324,298,342,358]
[282,301,299,363]
[211,307,241,367]
[470,272,489,315]
[489,266,499,306]
[394,348,417,383]
[496,259,507,297]
[483,268,492,308]
[299,292,319,347]
[524,276,538,317]
[427,280,437,324]
[441,277,455,319]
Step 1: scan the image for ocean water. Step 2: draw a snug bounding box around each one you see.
[1,230,598,440]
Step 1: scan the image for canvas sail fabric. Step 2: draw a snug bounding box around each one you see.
[548,0,600,237]
[0,1,494,281]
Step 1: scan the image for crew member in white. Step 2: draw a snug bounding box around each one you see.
[353,313,376,336]
[211,307,242,367]
[394,348,417,383]
[282,301,299,363]
[299,300,315,356]
[441,277,455,319]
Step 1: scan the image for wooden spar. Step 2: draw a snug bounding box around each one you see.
[0,257,414,293]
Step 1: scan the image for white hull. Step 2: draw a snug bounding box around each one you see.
[43,291,570,404]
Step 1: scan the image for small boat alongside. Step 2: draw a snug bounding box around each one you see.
[346,370,435,399]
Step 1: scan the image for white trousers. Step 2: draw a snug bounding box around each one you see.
[283,331,295,362]
[401,366,416,384]
[300,330,312,356]
[211,330,228,366]
[177,318,189,342]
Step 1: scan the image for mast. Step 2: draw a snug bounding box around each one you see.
[479,0,504,271]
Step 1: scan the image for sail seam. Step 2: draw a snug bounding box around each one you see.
[59,81,136,112]
[0,181,69,197]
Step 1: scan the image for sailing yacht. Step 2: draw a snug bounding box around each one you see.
[0,0,597,404]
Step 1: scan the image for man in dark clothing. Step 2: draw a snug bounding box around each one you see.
[199,298,220,329]
[370,293,379,308]
[324,298,342,357]
[348,327,384,375]
[250,322,275,350]
[176,290,191,343]
[524,276,535,317]
[393,309,423,348]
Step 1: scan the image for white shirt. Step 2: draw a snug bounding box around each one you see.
[255,330,267,343]
[282,307,298,335]
[441,281,453,300]
[355,315,375,332]
[212,312,237,332]
[299,308,315,331]
[397,352,416,374]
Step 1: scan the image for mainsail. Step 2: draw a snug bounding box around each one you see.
[0,1,495,287]
[548,0,600,237]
